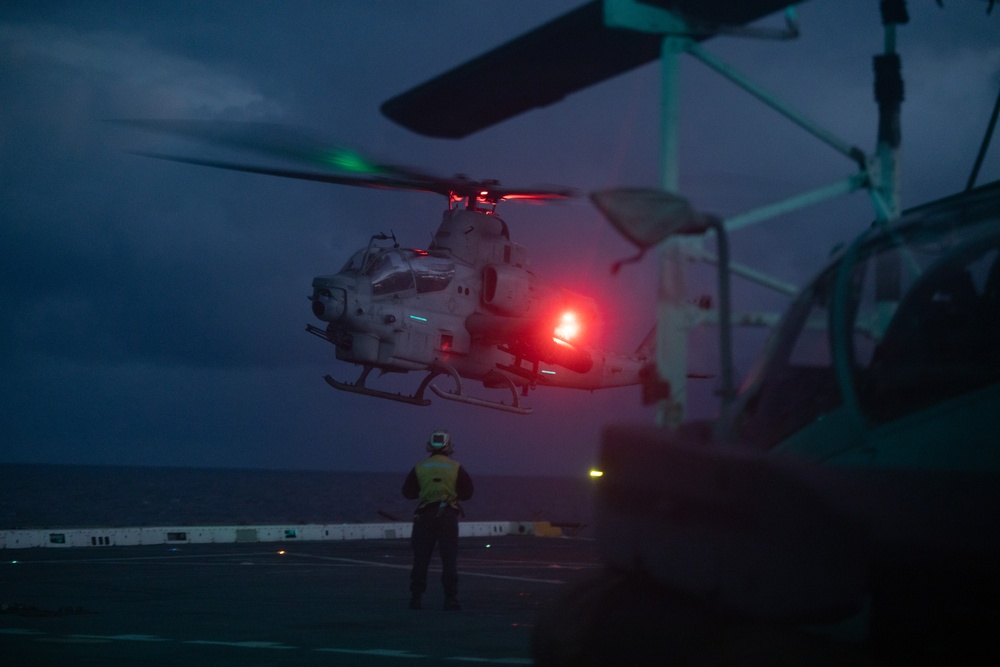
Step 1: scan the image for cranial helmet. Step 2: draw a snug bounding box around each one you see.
[427,429,453,455]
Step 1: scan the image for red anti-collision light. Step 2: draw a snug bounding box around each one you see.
[553,311,580,342]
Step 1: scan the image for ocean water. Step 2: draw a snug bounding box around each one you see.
[0,464,596,532]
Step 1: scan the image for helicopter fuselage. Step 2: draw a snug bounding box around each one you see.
[309,206,647,408]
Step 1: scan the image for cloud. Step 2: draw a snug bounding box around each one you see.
[1,3,996,474]
[0,22,285,121]
[904,41,1000,192]
[0,21,305,372]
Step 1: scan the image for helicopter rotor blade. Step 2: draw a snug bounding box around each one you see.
[112,119,431,181]
[116,119,576,203]
[131,151,454,196]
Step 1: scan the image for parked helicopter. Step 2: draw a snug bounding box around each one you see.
[119,120,653,414]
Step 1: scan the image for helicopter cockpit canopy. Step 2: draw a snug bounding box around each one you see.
[729,182,1000,452]
[340,247,456,296]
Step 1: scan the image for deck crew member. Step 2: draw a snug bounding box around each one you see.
[402,428,474,611]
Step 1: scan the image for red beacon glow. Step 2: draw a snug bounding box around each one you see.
[553,311,581,343]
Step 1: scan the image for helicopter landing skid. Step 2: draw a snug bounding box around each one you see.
[429,385,533,414]
[324,369,433,407]
[428,364,532,415]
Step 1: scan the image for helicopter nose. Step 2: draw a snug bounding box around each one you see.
[311,287,346,321]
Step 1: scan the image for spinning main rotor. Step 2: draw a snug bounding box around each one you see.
[117,119,574,208]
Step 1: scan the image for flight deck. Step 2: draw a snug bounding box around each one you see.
[1,535,599,666]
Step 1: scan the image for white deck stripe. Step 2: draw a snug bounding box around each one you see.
[0,520,563,549]
[291,552,570,584]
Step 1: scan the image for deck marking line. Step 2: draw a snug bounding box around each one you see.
[294,553,566,584]
[0,627,45,635]
[67,633,170,642]
[185,639,296,649]
[315,647,426,658]
[10,551,283,566]
[445,657,533,664]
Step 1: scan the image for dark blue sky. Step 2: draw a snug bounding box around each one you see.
[1,2,997,475]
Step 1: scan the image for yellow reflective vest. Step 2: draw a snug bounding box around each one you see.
[415,454,462,508]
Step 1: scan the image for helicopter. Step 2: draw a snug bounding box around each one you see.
[376,0,1000,662]
[303,178,655,415]
[119,119,654,414]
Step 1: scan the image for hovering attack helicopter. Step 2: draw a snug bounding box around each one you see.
[120,120,652,414]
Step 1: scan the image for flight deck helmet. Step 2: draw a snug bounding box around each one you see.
[427,429,454,455]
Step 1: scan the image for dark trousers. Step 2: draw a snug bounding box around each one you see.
[410,506,459,598]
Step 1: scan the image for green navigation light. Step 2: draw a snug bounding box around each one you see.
[325,150,377,174]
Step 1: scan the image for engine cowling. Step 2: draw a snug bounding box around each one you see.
[482,264,535,316]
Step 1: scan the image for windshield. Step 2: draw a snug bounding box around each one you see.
[410,253,455,293]
[732,266,841,449]
[851,216,1000,423]
[731,189,1000,448]
[339,249,366,274]
[364,249,415,295]
[359,249,455,296]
